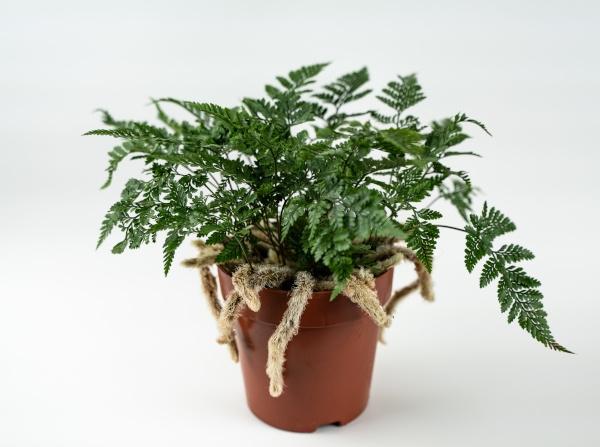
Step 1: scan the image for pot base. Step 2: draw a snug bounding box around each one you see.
[247,397,369,433]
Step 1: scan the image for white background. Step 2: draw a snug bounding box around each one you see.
[1,1,599,445]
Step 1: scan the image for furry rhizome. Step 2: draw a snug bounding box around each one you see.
[87,63,569,352]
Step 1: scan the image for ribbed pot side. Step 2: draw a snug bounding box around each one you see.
[216,267,393,433]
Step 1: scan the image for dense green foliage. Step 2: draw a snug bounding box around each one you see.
[87,63,567,352]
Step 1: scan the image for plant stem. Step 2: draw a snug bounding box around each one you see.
[436,224,467,233]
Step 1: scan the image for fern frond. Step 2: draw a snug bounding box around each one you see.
[151,99,183,132]
[163,230,185,275]
[480,257,501,287]
[159,98,244,127]
[315,66,370,109]
[242,97,277,120]
[376,74,425,125]
[101,143,133,188]
[465,204,570,352]
[465,202,516,271]
[404,216,440,271]
[215,239,244,263]
[495,244,535,264]
[281,198,306,240]
[438,179,474,221]
[84,128,139,138]
[97,207,119,249]
[287,63,329,87]
[455,113,492,136]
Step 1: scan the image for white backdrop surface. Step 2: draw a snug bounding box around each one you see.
[1,1,599,446]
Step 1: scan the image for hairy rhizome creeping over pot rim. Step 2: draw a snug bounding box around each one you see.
[86,64,570,430]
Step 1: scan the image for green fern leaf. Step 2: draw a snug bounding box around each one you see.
[465,203,570,352]
[111,239,127,254]
[376,74,425,125]
[405,218,439,271]
[281,198,306,240]
[315,66,370,109]
[159,98,245,127]
[215,239,244,263]
[288,63,329,86]
[97,208,119,249]
[480,257,501,287]
[496,244,535,264]
[465,203,517,272]
[100,143,134,188]
[163,230,184,275]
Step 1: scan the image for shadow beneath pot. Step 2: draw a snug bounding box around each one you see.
[313,373,466,434]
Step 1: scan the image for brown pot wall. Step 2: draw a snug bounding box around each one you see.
[217,267,394,433]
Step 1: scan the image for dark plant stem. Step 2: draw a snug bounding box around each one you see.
[436,224,467,233]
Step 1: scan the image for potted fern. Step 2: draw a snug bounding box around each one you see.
[87,63,569,432]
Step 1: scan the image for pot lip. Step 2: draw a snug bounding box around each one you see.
[216,265,393,300]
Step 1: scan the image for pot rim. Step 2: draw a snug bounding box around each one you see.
[216,265,393,301]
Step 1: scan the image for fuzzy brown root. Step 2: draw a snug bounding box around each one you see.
[344,269,390,328]
[199,266,221,320]
[181,258,199,267]
[247,264,292,289]
[379,278,421,343]
[232,264,293,312]
[415,262,435,301]
[266,271,315,397]
[217,291,244,363]
[395,246,435,301]
[182,240,223,269]
[232,265,260,311]
[386,279,420,315]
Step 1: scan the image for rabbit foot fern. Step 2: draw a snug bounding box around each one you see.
[88,62,569,353]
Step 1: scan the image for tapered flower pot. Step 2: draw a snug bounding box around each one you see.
[217,267,394,432]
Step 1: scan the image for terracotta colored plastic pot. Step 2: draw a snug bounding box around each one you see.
[217,267,394,432]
